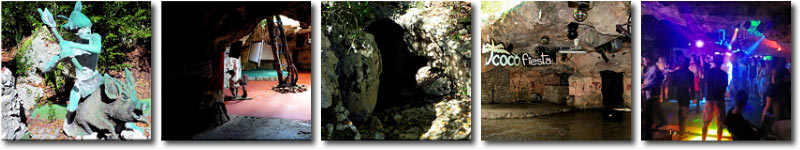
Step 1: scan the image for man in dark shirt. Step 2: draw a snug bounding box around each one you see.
[642,54,664,140]
[703,55,729,141]
[665,56,695,138]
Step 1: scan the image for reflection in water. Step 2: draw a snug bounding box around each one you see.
[482,110,631,140]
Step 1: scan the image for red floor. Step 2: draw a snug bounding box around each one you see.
[223,72,311,121]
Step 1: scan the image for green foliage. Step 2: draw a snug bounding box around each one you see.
[322,2,413,50]
[414,1,426,9]
[108,63,133,72]
[461,87,470,97]
[55,64,65,88]
[322,1,374,32]
[30,103,67,123]
[43,63,66,90]
[14,38,33,77]
[2,1,151,73]
[46,102,57,123]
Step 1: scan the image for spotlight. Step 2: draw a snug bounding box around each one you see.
[574,10,588,22]
[695,40,704,48]
[540,36,550,45]
[568,1,591,22]
[568,22,579,40]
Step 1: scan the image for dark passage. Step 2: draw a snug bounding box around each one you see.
[600,70,625,121]
[365,18,428,109]
[600,70,624,108]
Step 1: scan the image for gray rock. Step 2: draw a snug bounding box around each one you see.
[1,83,26,140]
[15,84,43,120]
[421,98,472,140]
[424,77,452,97]
[389,2,472,140]
[2,67,14,95]
[416,66,452,97]
[395,2,472,99]
[329,29,382,122]
[27,26,61,73]
[373,131,385,140]
[321,34,337,109]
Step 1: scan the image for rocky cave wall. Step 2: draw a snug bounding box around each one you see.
[161,2,310,139]
[322,1,471,140]
[481,1,632,109]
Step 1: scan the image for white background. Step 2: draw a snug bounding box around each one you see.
[1,0,798,149]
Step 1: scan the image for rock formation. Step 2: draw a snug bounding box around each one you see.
[322,1,472,140]
[481,1,632,109]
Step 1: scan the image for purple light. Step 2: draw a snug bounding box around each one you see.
[695,40,704,48]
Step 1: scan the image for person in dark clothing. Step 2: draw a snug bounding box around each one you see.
[642,54,664,140]
[665,56,695,138]
[726,90,760,140]
[689,56,704,114]
[762,57,791,124]
[703,55,729,141]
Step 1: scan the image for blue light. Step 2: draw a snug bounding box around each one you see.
[727,61,733,85]
[744,36,765,55]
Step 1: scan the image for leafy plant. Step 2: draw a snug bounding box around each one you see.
[46,103,57,123]
[322,2,412,50]
[44,63,66,90]
[2,1,151,74]
[14,38,33,77]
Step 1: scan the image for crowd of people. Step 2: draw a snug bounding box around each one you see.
[642,50,791,141]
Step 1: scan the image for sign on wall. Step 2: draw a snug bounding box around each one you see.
[483,38,555,67]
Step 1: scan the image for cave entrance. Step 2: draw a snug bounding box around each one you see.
[365,18,428,109]
[600,70,624,108]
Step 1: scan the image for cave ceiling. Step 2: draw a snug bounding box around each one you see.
[163,2,310,55]
[642,1,791,56]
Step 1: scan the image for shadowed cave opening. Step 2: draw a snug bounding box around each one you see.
[365,18,429,110]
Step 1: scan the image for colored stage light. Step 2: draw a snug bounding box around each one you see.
[695,40,704,48]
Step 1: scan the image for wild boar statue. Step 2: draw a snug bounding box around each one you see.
[63,68,150,140]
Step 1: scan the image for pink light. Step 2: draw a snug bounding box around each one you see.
[695,40,704,48]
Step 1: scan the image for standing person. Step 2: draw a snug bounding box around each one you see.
[642,53,665,140]
[702,55,729,141]
[665,56,695,138]
[730,52,749,102]
[758,60,770,109]
[747,58,758,99]
[656,56,669,127]
[762,57,790,124]
[690,56,704,114]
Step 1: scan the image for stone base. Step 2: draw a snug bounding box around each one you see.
[272,84,308,93]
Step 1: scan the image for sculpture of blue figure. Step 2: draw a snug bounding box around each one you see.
[37,1,104,136]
